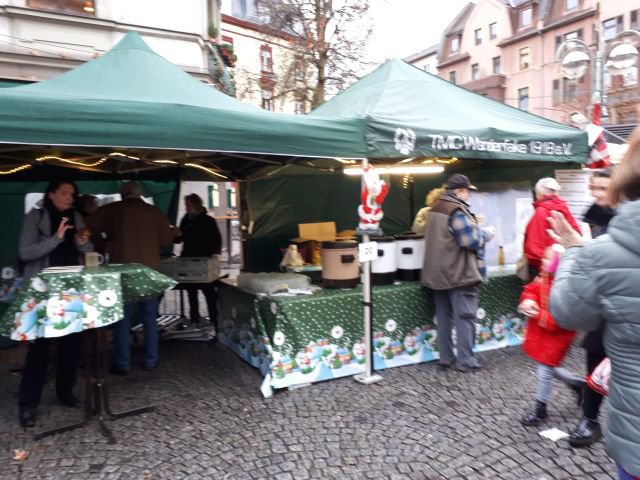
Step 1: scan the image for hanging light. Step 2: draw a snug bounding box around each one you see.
[344,165,444,175]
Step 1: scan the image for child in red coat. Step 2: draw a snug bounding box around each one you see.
[518,244,585,426]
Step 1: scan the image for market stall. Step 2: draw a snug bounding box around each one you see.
[217,268,523,397]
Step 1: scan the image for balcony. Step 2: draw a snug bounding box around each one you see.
[462,74,506,102]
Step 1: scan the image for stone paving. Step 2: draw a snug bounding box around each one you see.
[0,339,616,479]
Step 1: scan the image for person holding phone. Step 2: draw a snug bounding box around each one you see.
[17,180,93,427]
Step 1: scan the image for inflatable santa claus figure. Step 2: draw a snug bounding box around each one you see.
[357,165,389,233]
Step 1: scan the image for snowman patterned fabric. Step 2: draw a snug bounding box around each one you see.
[0,264,176,341]
[217,273,523,392]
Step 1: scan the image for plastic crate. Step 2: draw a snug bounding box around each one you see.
[158,256,220,283]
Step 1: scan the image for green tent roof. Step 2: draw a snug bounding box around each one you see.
[0,32,365,159]
[311,59,588,163]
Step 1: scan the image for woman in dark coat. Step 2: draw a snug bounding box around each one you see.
[18,180,93,427]
[174,193,222,326]
[568,169,615,447]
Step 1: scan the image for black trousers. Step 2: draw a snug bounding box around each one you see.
[584,351,606,420]
[19,332,85,409]
[186,283,217,324]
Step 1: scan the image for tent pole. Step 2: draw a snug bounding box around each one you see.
[354,157,382,385]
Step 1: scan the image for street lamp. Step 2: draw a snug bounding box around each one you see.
[556,29,640,125]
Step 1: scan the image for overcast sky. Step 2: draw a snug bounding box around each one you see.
[367,0,474,62]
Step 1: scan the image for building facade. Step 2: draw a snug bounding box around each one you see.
[219,0,312,113]
[403,44,439,74]
[0,0,235,94]
[407,0,639,128]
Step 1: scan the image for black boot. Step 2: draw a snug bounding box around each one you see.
[521,400,548,426]
[569,417,602,447]
[19,408,37,428]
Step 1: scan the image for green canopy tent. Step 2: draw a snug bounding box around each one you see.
[245,60,591,271]
[0,31,366,179]
[309,58,588,163]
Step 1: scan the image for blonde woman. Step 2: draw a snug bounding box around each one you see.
[411,186,445,234]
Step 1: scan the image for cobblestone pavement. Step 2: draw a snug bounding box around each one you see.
[0,340,616,480]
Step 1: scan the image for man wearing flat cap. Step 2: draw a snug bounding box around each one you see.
[421,174,494,372]
[524,177,581,280]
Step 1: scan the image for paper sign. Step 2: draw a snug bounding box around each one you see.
[358,242,378,262]
[555,169,592,221]
[539,427,570,442]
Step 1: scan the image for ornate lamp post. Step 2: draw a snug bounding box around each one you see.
[556,29,640,125]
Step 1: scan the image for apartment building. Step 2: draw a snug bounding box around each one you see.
[404,44,439,74]
[219,0,312,114]
[408,0,639,128]
[0,0,235,93]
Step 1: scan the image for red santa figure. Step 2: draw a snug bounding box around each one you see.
[357,165,389,232]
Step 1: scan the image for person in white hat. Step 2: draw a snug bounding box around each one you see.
[523,177,581,280]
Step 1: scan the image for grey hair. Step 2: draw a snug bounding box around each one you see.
[534,177,561,195]
[120,181,142,199]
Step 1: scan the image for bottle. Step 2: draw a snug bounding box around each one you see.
[498,246,505,266]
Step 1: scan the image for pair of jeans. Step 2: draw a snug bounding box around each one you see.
[433,284,479,367]
[111,297,160,370]
[534,363,583,403]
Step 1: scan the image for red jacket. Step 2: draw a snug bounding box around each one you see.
[521,274,576,367]
[524,195,581,270]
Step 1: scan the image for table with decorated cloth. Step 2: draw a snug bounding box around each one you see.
[0,264,176,341]
[0,263,176,441]
[217,267,525,397]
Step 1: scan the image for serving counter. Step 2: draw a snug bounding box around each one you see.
[217,267,524,397]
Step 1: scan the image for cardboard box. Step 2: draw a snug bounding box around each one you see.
[290,222,355,243]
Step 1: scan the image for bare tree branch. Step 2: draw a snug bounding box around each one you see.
[256,0,373,108]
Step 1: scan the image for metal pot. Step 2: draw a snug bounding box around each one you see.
[395,234,424,281]
[370,236,396,285]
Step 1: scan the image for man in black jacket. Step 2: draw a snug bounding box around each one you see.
[174,194,222,327]
[568,169,615,447]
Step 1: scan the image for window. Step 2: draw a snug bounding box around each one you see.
[518,87,529,111]
[471,63,479,80]
[564,29,582,41]
[602,17,623,40]
[552,79,561,105]
[423,64,431,73]
[623,68,638,87]
[519,47,531,70]
[449,71,457,84]
[450,37,459,54]
[207,184,220,208]
[294,57,305,81]
[261,89,274,111]
[520,8,532,28]
[26,0,96,16]
[489,22,497,40]
[631,10,638,31]
[294,100,305,115]
[557,29,584,49]
[562,78,576,102]
[475,28,482,45]
[566,0,578,11]
[260,45,273,72]
[492,56,501,74]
